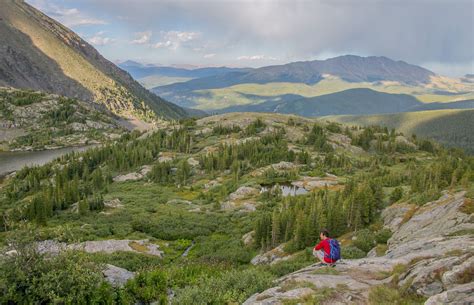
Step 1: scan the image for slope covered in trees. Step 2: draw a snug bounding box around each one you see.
[0,112,472,304]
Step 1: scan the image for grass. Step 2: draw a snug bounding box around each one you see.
[375,244,388,256]
[278,280,316,293]
[459,198,474,214]
[311,266,340,275]
[129,241,149,253]
[368,285,426,305]
[281,287,337,305]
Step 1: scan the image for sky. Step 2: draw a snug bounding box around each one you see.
[27,0,474,77]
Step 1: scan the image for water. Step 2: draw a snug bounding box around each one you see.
[260,183,308,196]
[0,146,95,177]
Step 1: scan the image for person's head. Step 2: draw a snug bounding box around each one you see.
[320,229,330,240]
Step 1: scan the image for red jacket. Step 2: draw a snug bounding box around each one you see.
[314,238,335,263]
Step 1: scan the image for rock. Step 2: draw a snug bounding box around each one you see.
[442,255,474,287]
[221,200,256,212]
[204,179,221,189]
[291,176,339,191]
[103,264,135,287]
[37,239,163,257]
[229,186,260,200]
[251,245,292,265]
[425,282,474,305]
[104,198,123,208]
[139,165,152,176]
[167,199,192,205]
[158,156,173,163]
[242,231,255,246]
[271,161,296,171]
[381,202,416,232]
[113,172,143,182]
[187,157,200,167]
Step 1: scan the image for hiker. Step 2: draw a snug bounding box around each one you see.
[313,229,340,266]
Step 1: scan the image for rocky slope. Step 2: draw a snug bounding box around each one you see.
[244,191,474,304]
[0,87,123,150]
[0,0,186,120]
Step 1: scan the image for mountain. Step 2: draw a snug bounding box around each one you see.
[218,88,424,116]
[324,109,474,153]
[0,0,186,120]
[118,62,252,80]
[154,55,435,94]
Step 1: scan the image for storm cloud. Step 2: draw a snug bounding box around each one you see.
[28,0,474,75]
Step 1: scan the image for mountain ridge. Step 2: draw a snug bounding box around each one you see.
[0,0,187,120]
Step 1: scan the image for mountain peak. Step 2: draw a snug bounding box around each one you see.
[0,0,186,120]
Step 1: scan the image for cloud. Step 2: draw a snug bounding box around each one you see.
[131,31,152,44]
[237,55,277,61]
[204,53,217,58]
[152,31,201,50]
[86,0,473,68]
[88,31,115,46]
[28,1,106,27]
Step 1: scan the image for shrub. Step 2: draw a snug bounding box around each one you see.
[375,228,392,244]
[0,246,114,304]
[124,269,168,304]
[172,268,274,304]
[341,246,366,259]
[390,187,404,203]
[353,229,376,253]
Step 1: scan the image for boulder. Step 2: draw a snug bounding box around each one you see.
[229,186,260,200]
[103,264,135,287]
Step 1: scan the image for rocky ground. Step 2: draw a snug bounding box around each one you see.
[244,191,474,304]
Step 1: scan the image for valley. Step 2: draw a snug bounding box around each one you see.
[0,0,472,304]
[1,112,472,304]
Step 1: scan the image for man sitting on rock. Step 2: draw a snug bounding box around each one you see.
[313,229,340,266]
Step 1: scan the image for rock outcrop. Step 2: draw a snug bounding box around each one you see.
[36,239,164,257]
[244,191,474,304]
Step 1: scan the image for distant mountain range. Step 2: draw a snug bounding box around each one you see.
[152,55,435,95]
[119,60,252,80]
[0,0,187,120]
[217,88,474,116]
[117,55,473,116]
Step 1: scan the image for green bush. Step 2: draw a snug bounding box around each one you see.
[341,246,366,259]
[124,269,168,304]
[353,229,376,253]
[0,246,114,304]
[375,228,393,244]
[172,268,274,304]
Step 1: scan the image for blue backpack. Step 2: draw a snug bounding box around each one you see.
[326,239,341,261]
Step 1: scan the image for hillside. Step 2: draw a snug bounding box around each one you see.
[324,109,474,153]
[218,88,424,116]
[0,0,186,120]
[155,55,435,93]
[0,112,472,303]
[0,87,123,151]
[151,57,473,112]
